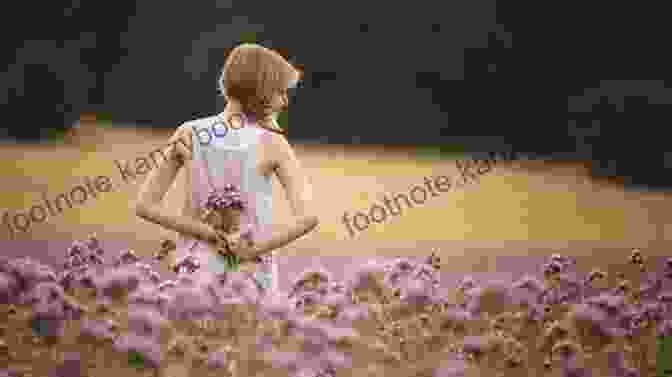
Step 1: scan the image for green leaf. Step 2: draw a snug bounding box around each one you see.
[222,253,240,272]
[128,351,146,369]
[658,336,672,376]
[277,111,288,131]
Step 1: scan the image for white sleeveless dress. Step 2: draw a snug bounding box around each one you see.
[174,112,277,292]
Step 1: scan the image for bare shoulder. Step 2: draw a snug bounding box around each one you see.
[266,130,293,161]
[173,122,194,141]
[265,131,300,173]
[166,123,195,163]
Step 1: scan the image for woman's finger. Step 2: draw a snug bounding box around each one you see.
[214,230,231,250]
[215,229,228,242]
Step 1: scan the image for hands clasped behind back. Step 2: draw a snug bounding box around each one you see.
[210,227,256,262]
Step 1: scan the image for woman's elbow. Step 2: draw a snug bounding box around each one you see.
[305,215,319,231]
[134,201,151,219]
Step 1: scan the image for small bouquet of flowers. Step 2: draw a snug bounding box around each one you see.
[200,184,254,271]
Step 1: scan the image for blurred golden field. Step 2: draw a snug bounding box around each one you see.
[2,124,672,274]
[1,124,671,377]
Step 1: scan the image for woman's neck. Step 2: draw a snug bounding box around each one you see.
[223,100,247,117]
[223,101,264,126]
[221,103,251,129]
[222,101,282,132]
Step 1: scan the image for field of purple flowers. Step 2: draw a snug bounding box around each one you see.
[1,235,670,377]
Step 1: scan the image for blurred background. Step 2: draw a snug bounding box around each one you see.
[2,0,672,287]
[3,1,672,186]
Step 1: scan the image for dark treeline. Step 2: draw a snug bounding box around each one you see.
[2,1,672,187]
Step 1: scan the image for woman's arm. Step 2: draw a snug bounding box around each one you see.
[134,125,218,243]
[247,133,319,258]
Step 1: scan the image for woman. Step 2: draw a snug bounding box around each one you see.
[134,43,318,293]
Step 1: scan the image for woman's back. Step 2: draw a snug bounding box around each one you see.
[134,43,317,296]
[176,112,278,291]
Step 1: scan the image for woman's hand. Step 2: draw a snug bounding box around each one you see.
[213,229,256,261]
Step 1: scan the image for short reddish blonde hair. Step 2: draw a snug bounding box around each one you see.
[218,43,301,126]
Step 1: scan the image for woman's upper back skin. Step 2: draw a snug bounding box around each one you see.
[170,111,287,219]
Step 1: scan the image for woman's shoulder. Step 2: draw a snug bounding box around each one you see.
[167,124,193,153]
[166,118,211,162]
[176,114,221,134]
[260,127,292,156]
[171,114,225,143]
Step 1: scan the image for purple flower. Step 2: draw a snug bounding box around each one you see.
[338,305,369,322]
[641,302,664,322]
[638,273,663,299]
[605,351,627,373]
[665,257,672,277]
[438,308,471,331]
[127,308,165,339]
[457,276,477,292]
[345,262,384,292]
[461,335,490,355]
[393,258,415,272]
[96,268,142,297]
[148,271,161,284]
[164,285,216,321]
[512,275,545,293]
[414,263,437,281]
[433,357,467,377]
[255,253,273,265]
[173,255,201,274]
[293,292,320,309]
[571,304,618,339]
[66,242,86,257]
[206,351,228,369]
[402,279,434,306]
[328,282,346,294]
[115,249,140,266]
[113,334,162,369]
[51,352,84,377]
[70,255,83,267]
[258,292,292,319]
[658,319,672,337]
[205,185,245,211]
[0,272,18,303]
[585,293,625,317]
[550,254,567,264]
[658,291,672,303]
[79,319,117,341]
[31,302,67,338]
[157,280,177,291]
